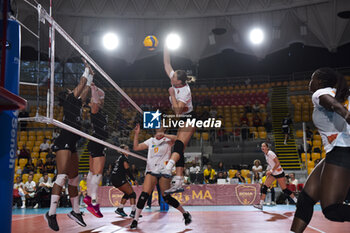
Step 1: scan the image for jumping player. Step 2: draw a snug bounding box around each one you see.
[112,144,139,218]
[45,59,93,231]
[161,45,196,194]
[83,83,107,218]
[291,68,350,232]
[130,124,192,229]
[253,142,297,210]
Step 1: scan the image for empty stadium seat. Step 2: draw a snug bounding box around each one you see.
[311,153,321,161]
[301,153,310,161]
[313,140,322,147]
[31,152,39,158]
[22,174,29,183]
[33,173,42,183]
[202,132,209,141]
[32,146,40,153]
[20,135,27,142]
[296,130,303,138]
[40,152,48,159]
[36,131,44,136]
[258,131,267,139]
[19,158,28,169]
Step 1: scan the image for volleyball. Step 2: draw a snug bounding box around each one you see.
[143,35,158,50]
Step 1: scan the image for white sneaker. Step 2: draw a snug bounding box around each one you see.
[34,203,39,209]
[253,204,263,210]
[145,205,151,209]
[21,205,26,209]
[164,176,184,194]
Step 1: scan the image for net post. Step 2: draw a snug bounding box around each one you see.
[49,23,55,120]
[302,122,307,171]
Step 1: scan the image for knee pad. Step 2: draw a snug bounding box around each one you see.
[54,174,67,187]
[294,191,317,224]
[283,188,293,196]
[163,195,180,208]
[136,192,150,209]
[174,140,185,167]
[261,185,268,195]
[129,192,136,199]
[174,140,184,154]
[322,204,348,222]
[68,175,79,187]
[122,193,129,200]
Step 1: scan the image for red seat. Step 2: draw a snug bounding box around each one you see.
[297,183,304,191]
[287,184,296,192]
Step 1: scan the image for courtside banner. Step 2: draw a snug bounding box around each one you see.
[98,184,260,207]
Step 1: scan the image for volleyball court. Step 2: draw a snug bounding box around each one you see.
[9,1,350,233]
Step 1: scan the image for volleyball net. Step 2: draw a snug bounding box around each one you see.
[18,1,149,161]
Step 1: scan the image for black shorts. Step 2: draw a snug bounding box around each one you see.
[272,172,285,179]
[146,171,171,179]
[282,127,290,134]
[326,147,350,170]
[111,175,128,188]
[52,130,80,153]
[87,141,106,158]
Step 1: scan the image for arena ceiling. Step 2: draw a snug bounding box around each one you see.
[17,0,350,64]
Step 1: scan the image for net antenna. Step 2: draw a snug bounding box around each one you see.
[19,0,146,161]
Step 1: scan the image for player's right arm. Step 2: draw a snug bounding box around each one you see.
[163,45,174,78]
[133,124,148,151]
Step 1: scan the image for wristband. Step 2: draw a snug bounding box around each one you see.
[86,74,93,86]
[82,67,89,78]
[169,70,175,79]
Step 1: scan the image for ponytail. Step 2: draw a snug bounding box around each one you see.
[176,70,196,84]
[186,75,196,84]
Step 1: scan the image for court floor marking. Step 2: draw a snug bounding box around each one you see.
[279,212,326,233]
[12,215,42,221]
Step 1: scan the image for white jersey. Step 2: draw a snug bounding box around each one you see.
[312,87,350,153]
[13,182,24,189]
[264,150,283,175]
[24,181,36,192]
[168,71,193,114]
[143,137,172,173]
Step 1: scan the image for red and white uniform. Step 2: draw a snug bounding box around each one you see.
[143,137,172,174]
[264,150,283,176]
[312,87,350,153]
[169,70,193,114]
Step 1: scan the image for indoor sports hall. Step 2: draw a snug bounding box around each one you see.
[1,0,350,232]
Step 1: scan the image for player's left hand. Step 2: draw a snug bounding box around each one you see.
[266,170,272,176]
